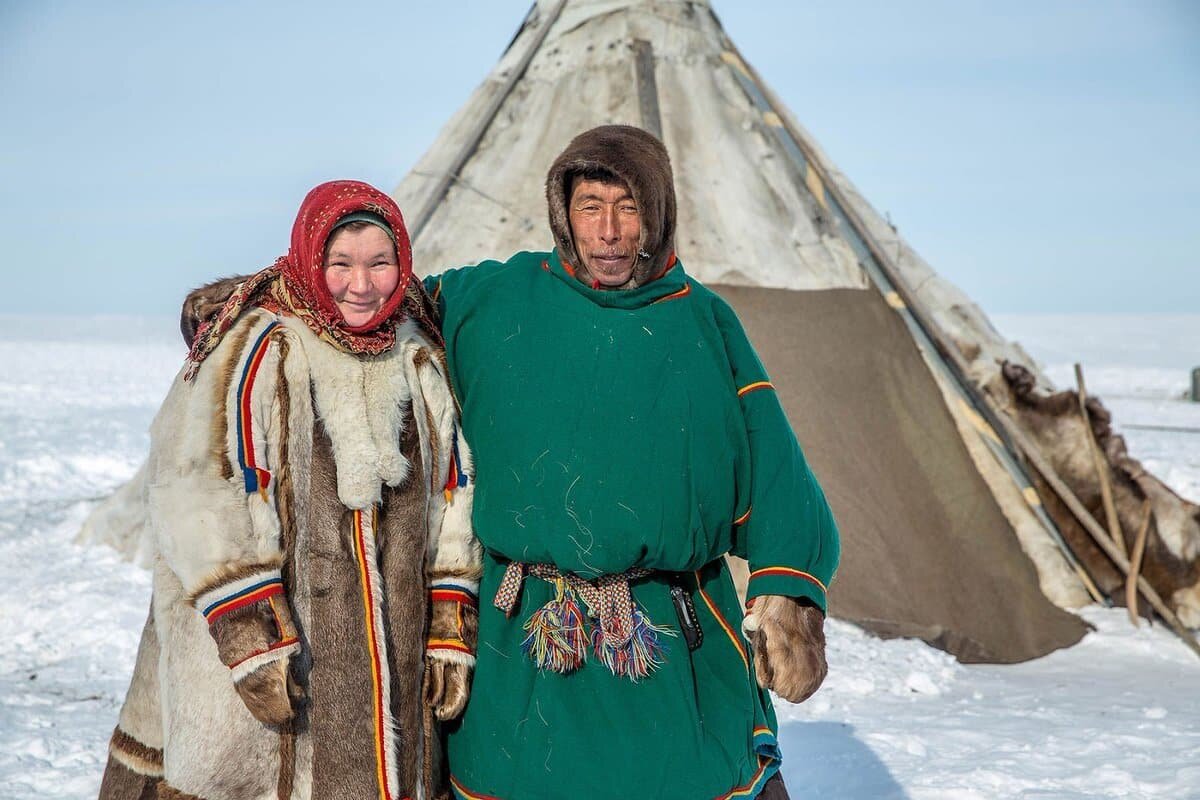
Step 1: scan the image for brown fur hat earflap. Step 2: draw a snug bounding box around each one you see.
[545,125,677,285]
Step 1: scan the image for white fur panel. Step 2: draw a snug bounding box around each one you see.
[426,648,476,668]
[230,640,301,683]
[149,475,275,597]
[284,317,419,511]
[402,347,483,582]
[430,577,480,596]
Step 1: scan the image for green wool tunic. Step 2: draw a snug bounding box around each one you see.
[427,250,839,800]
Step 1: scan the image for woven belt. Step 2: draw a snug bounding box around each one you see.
[494,562,673,679]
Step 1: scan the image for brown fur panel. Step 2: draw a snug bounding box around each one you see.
[188,559,284,607]
[156,781,206,800]
[108,725,164,776]
[273,333,297,584]
[98,753,160,800]
[999,361,1200,621]
[180,275,250,347]
[306,424,390,800]
[749,595,827,704]
[209,320,254,481]
[277,725,296,800]
[545,124,677,286]
[379,409,435,796]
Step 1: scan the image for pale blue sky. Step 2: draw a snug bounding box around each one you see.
[1,1,1197,315]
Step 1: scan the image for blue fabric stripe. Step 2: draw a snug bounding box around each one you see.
[202,577,282,617]
[235,320,280,494]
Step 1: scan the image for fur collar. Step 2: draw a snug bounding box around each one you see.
[283,316,427,510]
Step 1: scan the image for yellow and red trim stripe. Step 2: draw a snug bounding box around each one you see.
[749,566,828,594]
[427,638,473,655]
[715,755,773,800]
[431,588,477,605]
[736,380,774,398]
[733,507,752,526]
[353,507,395,800]
[449,775,502,800]
[235,321,279,498]
[652,282,692,304]
[693,570,748,673]
[202,578,284,624]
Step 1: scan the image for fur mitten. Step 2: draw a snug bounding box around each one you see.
[424,585,479,720]
[743,594,827,703]
[197,572,301,726]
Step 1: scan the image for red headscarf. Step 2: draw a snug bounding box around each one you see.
[185,180,428,379]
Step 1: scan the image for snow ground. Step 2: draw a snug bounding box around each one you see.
[1,313,1197,800]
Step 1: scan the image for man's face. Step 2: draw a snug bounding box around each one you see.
[567,178,641,289]
[322,225,400,327]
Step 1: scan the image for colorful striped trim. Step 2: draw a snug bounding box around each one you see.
[353,507,398,800]
[443,425,470,502]
[652,282,692,304]
[202,580,283,624]
[733,507,752,526]
[228,637,300,678]
[433,279,443,301]
[694,570,749,673]
[736,380,774,398]
[431,588,478,605]
[197,571,284,624]
[449,775,501,800]
[236,321,280,498]
[716,755,774,800]
[749,566,828,594]
[427,638,472,655]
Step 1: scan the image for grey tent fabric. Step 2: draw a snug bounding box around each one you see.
[715,285,1088,662]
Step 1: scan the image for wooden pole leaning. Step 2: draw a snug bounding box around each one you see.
[1074,363,1128,560]
[1000,420,1200,659]
[1126,500,1153,628]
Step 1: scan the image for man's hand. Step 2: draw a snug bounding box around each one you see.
[744,594,827,703]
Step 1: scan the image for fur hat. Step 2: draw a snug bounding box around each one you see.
[545,125,677,286]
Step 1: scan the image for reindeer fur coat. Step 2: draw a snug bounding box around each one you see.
[97,307,480,800]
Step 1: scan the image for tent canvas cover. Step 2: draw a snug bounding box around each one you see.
[390,0,1099,663]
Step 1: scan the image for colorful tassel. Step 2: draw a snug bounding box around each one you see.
[591,605,676,681]
[443,425,470,504]
[520,579,589,674]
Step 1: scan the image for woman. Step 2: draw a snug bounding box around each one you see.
[97,180,480,800]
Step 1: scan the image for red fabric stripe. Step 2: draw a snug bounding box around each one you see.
[204,584,284,623]
[431,589,477,605]
[239,332,274,483]
[228,636,299,671]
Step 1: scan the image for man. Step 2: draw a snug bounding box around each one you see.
[425,125,838,800]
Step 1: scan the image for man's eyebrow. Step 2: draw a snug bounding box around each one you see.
[574,192,635,204]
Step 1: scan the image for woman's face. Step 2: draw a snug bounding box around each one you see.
[322,225,400,327]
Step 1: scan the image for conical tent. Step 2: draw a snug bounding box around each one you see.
[392,0,1099,662]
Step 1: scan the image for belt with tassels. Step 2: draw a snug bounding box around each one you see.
[494,562,677,680]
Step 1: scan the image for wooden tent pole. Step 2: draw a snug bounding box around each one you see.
[1001,420,1200,658]
[408,0,567,243]
[1126,500,1153,628]
[1074,363,1127,559]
